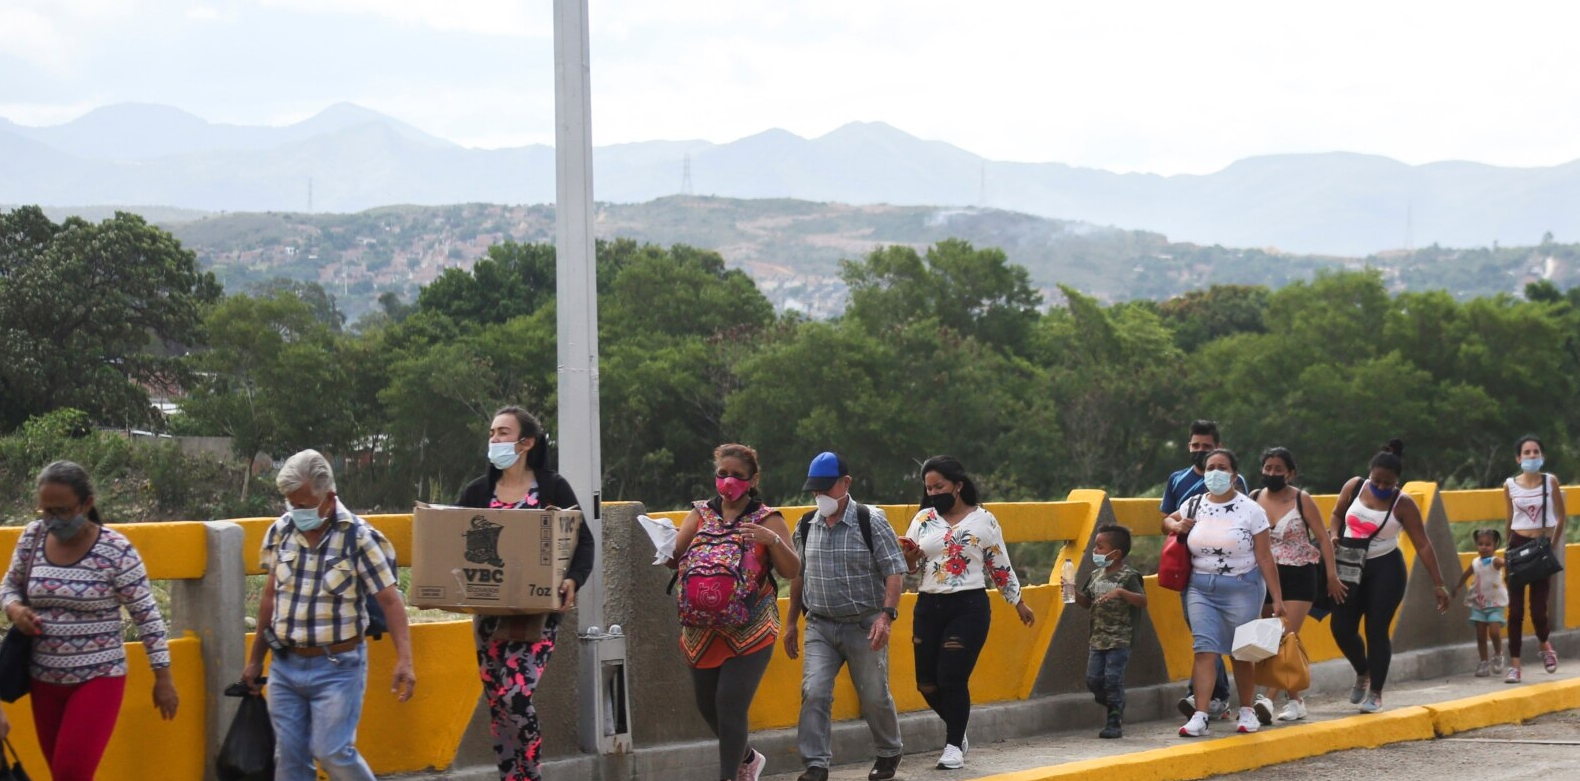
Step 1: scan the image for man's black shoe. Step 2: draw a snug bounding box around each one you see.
[799,766,829,781]
[869,755,901,781]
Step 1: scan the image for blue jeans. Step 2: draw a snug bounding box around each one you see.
[798,613,903,769]
[268,644,376,781]
[1085,647,1130,715]
[1179,606,1230,702]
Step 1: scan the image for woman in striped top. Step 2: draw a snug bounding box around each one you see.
[1,461,178,781]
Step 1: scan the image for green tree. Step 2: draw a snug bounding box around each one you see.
[842,239,1043,356]
[0,207,219,431]
[180,292,358,492]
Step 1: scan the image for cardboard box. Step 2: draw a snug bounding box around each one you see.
[410,506,583,615]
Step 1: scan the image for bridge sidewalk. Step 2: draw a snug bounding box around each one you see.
[765,658,1580,781]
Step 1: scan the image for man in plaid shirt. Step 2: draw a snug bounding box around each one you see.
[784,452,908,781]
[241,450,416,781]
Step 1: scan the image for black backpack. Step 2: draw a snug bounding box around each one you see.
[340,521,392,640]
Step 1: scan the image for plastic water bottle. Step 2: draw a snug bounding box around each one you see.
[1061,560,1077,603]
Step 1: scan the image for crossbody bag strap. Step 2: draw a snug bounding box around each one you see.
[20,523,43,608]
[1541,473,1551,528]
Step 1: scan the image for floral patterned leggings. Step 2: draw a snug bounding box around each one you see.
[477,615,560,781]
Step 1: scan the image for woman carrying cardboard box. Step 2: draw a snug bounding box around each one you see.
[456,406,596,781]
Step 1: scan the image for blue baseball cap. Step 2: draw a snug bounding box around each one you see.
[802,451,849,491]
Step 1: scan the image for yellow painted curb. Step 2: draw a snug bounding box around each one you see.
[1426,677,1580,736]
[971,679,1580,781]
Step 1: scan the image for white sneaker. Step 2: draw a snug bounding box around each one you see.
[961,735,969,756]
[936,744,964,770]
[1236,706,1260,733]
[1491,654,1505,674]
[1179,711,1210,737]
[1277,699,1307,721]
[1252,694,1275,725]
[1358,692,1383,713]
[1208,698,1229,718]
[738,750,765,781]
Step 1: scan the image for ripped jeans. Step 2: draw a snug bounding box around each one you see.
[913,589,991,747]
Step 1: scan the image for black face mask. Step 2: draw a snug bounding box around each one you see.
[924,493,957,514]
[1261,474,1288,492]
[1191,451,1208,470]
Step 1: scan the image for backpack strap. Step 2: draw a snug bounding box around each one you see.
[796,503,877,577]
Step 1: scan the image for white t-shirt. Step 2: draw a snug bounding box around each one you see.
[1182,493,1270,576]
[1506,475,1560,532]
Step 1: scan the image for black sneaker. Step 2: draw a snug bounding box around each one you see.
[869,755,901,781]
[799,767,829,781]
[1099,709,1123,739]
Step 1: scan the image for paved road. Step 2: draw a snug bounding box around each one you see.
[761,665,1580,781]
[1210,709,1580,780]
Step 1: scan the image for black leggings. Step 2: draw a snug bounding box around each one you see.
[913,590,991,747]
[1507,532,1553,659]
[1329,549,1407,692]
[689,644,774,781]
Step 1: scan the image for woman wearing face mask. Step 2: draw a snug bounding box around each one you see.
[1326,440,1450,713]
[670,443,800,781]
[1163,449,1283,737]
[1251,447,1341,722]
[455,406,594,781]
[901,455,1034,770]
[1501,435,1567,682]
[1,461,178,780]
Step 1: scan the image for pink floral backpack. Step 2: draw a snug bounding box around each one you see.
[675,501,775,628]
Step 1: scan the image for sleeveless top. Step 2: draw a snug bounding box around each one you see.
[1267,504,1322,566]
[1505,475,1560,532]
[1341,482,1403,559]
[679,499,781,668]
[1465,556,1509,609]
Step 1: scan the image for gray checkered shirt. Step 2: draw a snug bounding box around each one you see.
[794,500,907,620]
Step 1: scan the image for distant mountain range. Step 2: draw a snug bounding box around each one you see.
[5,103,1580,256]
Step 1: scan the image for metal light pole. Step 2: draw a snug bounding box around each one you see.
[553,0,631,764]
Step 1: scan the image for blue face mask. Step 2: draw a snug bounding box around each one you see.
[1521,457,1543,474]
[1202,469,1233,496]
[1092,550,1113,568]
[488,441,522,470]
[289,506,327,532]
[1367,482,1397,501]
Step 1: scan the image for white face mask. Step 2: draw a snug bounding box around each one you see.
[814,494,840,517]
[1203,469,1233,496]
[488,441,521,470]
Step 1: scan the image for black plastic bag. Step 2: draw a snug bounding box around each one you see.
[216,680,274,781]
[0,738,31,781]
[0,626,32,704]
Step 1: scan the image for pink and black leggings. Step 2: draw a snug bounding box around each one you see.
[1507,532,1552,659]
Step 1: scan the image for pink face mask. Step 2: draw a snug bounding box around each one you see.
[715,476,751,502]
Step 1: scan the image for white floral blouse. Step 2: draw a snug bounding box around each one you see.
[905,507,1023,605]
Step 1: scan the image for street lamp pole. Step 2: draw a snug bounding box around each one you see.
[553,0,629,764]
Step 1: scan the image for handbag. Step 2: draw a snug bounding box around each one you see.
[1334,480,1398,589]
[0,738,30,781]
[1158,496,1202,592]
[1254,631,1311,692]
[0,528,43,704]
[1506,474,1564,590]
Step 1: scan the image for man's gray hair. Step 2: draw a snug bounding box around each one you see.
[277,449,337,496]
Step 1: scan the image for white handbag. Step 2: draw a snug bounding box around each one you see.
[1231,617,1284,662]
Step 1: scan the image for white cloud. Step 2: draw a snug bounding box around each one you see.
[259,0,550,37]
[0,8,70,71]
[187,6,223,21]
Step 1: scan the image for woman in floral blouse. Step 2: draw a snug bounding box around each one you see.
[901,456,1034,771]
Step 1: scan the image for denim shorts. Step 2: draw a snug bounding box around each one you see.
[1184,570,1267,655]
[1467,606,1506,626]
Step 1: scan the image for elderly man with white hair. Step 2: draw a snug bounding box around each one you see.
[240,449,416,781]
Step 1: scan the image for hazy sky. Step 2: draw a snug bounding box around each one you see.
[3,1,1577,175]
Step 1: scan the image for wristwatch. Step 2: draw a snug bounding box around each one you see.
[881,607,898,621]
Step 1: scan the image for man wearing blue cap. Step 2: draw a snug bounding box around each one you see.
[785,452,907,781]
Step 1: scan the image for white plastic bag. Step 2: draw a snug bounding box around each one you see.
[1231,617,1284,662]
[636,514,678,565]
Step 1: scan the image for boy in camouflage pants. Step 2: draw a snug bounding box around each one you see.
[1070,526,1147,738]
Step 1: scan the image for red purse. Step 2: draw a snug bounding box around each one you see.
[1157,496,1200,592]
